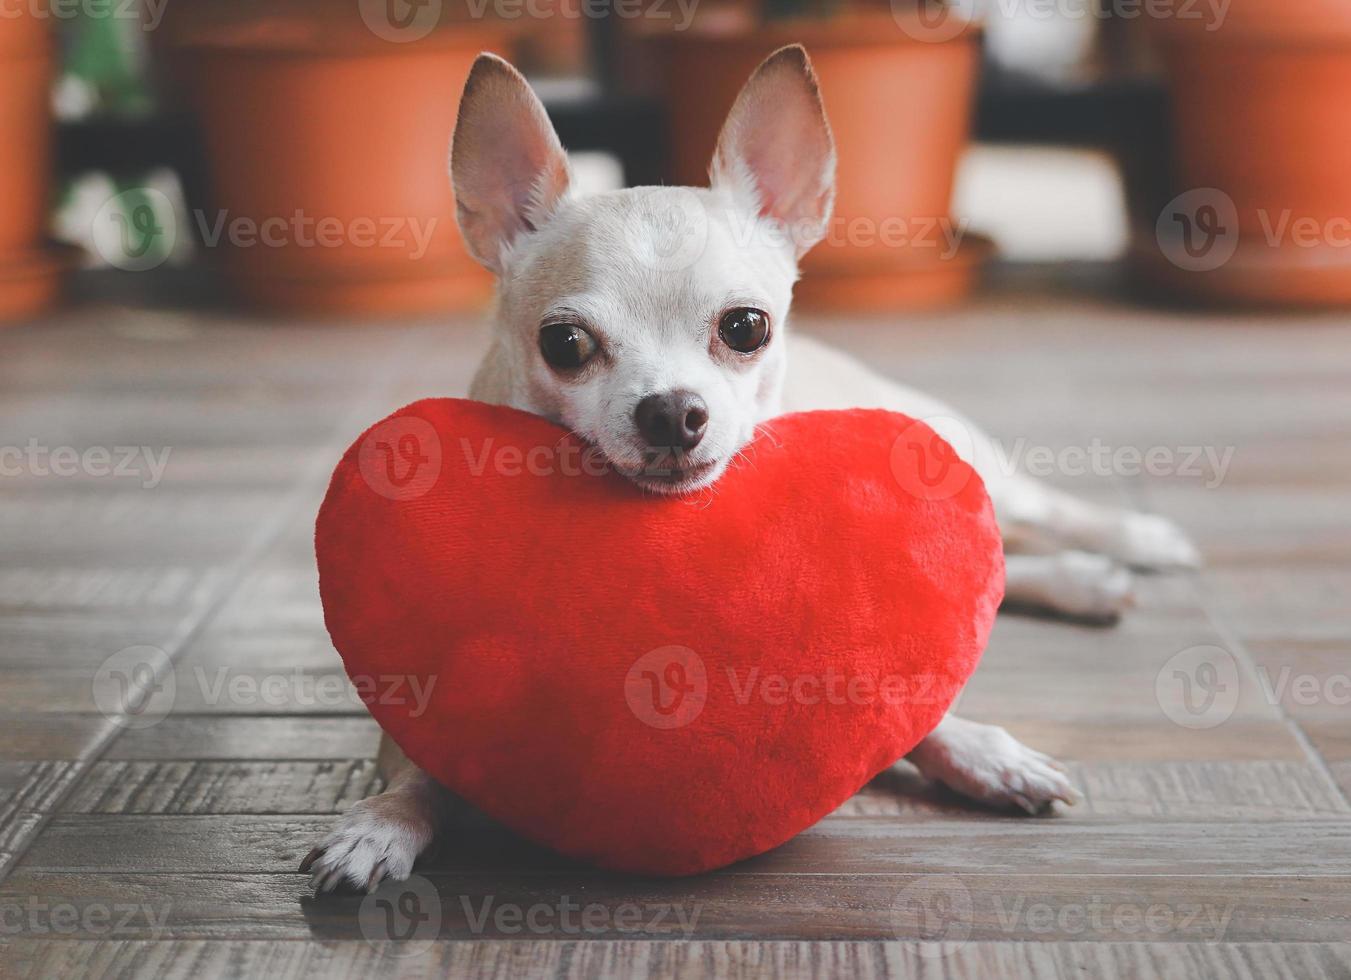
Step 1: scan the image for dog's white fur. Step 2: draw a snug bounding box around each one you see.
[304,47,1198,893]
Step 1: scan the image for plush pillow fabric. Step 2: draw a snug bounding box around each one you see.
[316,399,1003,875]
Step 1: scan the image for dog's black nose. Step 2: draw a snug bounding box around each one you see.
[634,390,708,452]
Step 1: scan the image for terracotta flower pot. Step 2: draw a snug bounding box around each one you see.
[1138,0,1351,307]
[170,9,509,315]
[0,6,65,323]
[656,13,987,311]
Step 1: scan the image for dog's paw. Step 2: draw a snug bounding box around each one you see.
[1045,551,1135,622]
[1110,513,1201,571]
[301,793,436,894]
[910,720,1081,814]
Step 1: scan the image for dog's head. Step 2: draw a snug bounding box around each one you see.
[452,46,835,493]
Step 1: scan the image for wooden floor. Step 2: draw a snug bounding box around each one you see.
[1,269,1349,978]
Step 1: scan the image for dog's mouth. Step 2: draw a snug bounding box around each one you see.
[615,453,723,495]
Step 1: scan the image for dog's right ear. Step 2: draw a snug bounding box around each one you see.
[710,45,835,259]
[451,53,571,275]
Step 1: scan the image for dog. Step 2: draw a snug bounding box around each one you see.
[302,46,1199,893]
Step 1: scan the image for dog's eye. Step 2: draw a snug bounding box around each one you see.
[718,307,770,354]
[539,322,599,371]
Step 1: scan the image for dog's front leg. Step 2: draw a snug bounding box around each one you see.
[906,715,1080,814]
[1002,551,1135,623]
[302,735,448,893]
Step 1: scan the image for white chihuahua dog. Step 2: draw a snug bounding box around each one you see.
[304,47,1199,893]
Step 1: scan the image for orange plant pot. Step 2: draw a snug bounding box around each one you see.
[1140,0,1351,306]
[172,16,508,316]
[657,14,984,311]
[0,7,64,323]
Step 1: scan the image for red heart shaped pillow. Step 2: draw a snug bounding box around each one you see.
[316,399,1003,875]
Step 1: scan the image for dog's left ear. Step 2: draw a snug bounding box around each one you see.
[710,45,836,258]
[451,53,572,275]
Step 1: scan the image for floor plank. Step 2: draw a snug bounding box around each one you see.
[840,761,1347,820]
[15,815,1351,878]
[0,762,76,873]
[3,273,1350,969]
[0,871,1346,942]
[61,761,381,815]
[103,717,381,761]
[52,758,1348,820]
[3,940,1351,979]
[0,715,108,763]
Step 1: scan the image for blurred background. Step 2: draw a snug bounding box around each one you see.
[4,3,1351,966]
[3,0,1347,319]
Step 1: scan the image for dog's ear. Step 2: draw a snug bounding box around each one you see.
[710,45,836,258]
[451,53,571,275]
